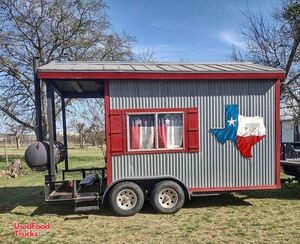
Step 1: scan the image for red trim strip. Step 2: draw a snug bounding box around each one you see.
[275,79,281,188]
[124,149,189,155]
[104,80,112,185]
[38,71,285,80]
[119,108,189,113]
[189,184,279,193]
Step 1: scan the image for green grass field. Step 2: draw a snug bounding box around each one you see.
[0,148,300,243]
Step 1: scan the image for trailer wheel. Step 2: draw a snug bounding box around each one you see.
[150,180,185,214]
[109,181,144,216]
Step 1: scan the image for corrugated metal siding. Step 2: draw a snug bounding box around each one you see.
[110,79,276,188]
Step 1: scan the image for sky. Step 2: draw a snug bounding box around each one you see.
[105,0,282,61]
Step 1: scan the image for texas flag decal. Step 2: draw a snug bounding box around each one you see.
[210,104,266,158]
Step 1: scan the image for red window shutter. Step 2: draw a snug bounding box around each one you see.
[110,110,124,155]
[187,108,199,152]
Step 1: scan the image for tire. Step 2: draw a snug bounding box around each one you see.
[150,180,185,214]
[109,181,144,216]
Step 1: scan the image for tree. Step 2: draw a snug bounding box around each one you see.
[0,0,135,138]
[232,0,300,121]
[134,47,161,62]
[84,99,106,157]
[5,122,28,149]
[73,122,92,149]
[70,98,104,149]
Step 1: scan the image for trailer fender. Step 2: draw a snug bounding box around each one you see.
[102,176,190,204]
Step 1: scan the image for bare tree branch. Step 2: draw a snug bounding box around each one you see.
[232,0,300,120]
[0,0,135,138]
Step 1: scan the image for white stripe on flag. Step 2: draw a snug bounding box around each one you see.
[139,126,154,149]
[167,125,183,148]
[237,115,266,137]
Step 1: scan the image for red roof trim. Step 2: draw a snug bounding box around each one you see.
[38,71,285,80]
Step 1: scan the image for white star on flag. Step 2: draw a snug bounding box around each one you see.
[165,118,170,125]
[136,119,142,125]
[227,117,236,126]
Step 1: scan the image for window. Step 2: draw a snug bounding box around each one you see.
[109,108,199,155]
[158,113,183,149]
[127,112,184,151]
[129,114,155,150]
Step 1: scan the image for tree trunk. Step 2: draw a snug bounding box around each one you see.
[79,133,84,149]
[15,135,20,149]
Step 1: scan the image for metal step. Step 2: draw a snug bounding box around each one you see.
[74,194,100,212]
[75,195,99,203]
[74,205,100,213]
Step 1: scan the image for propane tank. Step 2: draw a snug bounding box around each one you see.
[24,141,66,171]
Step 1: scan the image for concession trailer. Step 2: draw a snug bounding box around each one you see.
[25,61,285,216]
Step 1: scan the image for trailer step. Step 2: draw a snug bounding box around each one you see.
[74,205,100,213]
[74,194,100,213]
[75,196,99,202]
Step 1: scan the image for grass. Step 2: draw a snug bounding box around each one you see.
[1,148,300,243]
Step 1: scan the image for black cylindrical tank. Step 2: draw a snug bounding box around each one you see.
[24,141,66,171]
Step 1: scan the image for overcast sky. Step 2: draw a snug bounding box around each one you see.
[105,0,281,61]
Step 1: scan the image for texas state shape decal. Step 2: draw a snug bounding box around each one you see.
[210,104,266,158]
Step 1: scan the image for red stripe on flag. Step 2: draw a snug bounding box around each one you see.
[236,135,266,158]
[158,125,167,148]
[130,123,140,149]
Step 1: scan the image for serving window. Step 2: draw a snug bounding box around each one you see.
[109,108,199,155]
[128,112,184,151]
